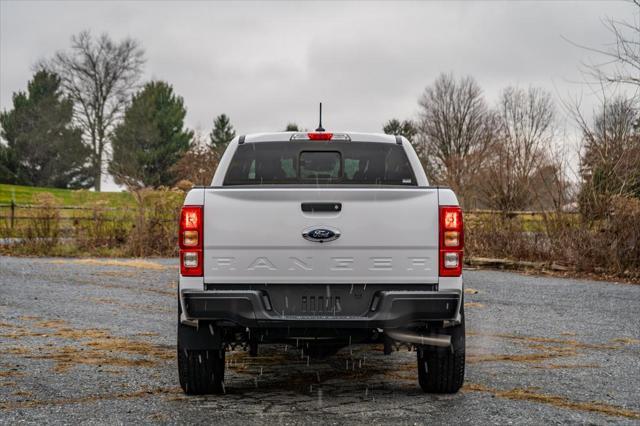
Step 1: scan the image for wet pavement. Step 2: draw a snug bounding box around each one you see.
[0,257,639,425]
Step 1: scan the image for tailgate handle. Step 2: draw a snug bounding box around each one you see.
[301,202,341,213]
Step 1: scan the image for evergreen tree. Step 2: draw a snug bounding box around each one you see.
[0,70,91,188]
[109,81,193,188]
[285,123,299,131]
[209,114,236,153]
[0,143,18,185]
[383,119,417,141]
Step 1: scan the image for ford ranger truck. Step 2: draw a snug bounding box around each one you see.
[177,131,465,395]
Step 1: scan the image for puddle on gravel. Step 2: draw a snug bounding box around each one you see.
[178,347,640,421]
[224,348,388,393]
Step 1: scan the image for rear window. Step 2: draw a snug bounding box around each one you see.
[223,142,416,186]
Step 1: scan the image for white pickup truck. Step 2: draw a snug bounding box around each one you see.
[177,131,465,395]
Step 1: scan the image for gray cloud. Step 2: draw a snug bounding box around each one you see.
[1,1,636,188]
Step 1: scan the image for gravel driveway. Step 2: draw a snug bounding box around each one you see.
[0,257,639,425]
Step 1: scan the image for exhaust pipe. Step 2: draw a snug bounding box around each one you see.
[385,329,451,348]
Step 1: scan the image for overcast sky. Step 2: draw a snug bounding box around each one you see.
[0,0,636,190]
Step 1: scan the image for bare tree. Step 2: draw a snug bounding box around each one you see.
[44,31,145,191]
[481,87,556,211]
[568,0,640,88]
[575,95,640,217]
[416,73,497,208]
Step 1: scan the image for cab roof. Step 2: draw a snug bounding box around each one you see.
[240,132,400,144]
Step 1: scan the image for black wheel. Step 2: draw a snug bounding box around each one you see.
[177,301,225,395]
[417,307,465,393]
[177,346,225,395]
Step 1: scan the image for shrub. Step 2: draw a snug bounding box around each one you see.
[465,212,552,261]
[465,197,640,279]
[23,193,62,249]
[561,196,640,276]
[127,188,184,256]
[74,200,130,250]
[175,179,194,192]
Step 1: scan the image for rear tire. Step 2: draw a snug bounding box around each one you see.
[177,302,225,395]
[417,307,465,393]
[178,345,225,395]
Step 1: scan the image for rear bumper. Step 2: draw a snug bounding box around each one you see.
[181,288,461,328]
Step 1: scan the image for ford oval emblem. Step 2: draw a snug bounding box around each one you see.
[302,227,341,243]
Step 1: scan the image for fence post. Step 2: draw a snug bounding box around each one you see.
[10,200,15,229]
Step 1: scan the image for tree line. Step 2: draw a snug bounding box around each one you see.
[381,0,640,215]
[0,31,243,191]
[384,74,638,214]
[383,76,562,211]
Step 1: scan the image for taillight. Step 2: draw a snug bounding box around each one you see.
[439,206,463,277]
[179,205,203,276]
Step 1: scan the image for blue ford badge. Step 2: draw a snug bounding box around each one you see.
[302,227,341,243]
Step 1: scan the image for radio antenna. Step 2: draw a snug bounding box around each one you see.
[315,102,325,132]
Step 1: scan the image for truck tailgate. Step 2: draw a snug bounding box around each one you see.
[203,188,439,284]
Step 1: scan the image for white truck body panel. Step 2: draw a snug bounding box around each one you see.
[202,187,439,284]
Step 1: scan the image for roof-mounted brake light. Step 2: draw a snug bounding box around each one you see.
[308,132,333,140]
[290,132,351,141]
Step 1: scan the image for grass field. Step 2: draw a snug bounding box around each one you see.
[0,184,134,208]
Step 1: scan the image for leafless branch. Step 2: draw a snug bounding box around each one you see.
[481,86,557,211]
[416,73,498,208]
[40,31,145,190]
[565,1,640,88]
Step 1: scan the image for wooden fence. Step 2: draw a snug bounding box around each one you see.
[0,202,176,240]
[0,202,577,236]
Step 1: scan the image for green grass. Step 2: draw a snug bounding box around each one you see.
[0,184,134,208]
